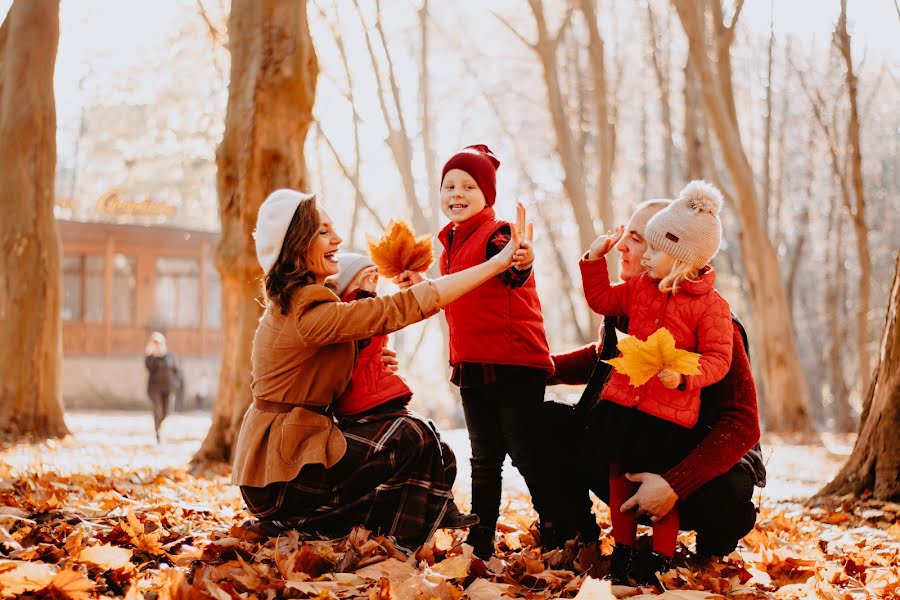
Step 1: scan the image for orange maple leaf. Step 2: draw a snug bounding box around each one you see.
[603,327,702,386]
[367,220,434,278]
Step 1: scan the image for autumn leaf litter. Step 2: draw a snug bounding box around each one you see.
[0,413,897,599]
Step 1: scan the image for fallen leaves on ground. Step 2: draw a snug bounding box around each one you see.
[1,429,898,598]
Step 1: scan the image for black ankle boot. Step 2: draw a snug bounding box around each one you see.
[630,550,672,586]
[466,525,495,559]
[440,503,480,529]
[606,544,634,585]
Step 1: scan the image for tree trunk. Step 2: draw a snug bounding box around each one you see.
[516,1,595,259]
[825,194,854,432]
[817,252,900,501]
[0,0,69,442]
[646,2,675,193]
[683,58,704,181]
[673,0,813,433]
[835,0,872,394]
[194,0,317,464]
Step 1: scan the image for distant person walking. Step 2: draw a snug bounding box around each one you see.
[144,332,177,443]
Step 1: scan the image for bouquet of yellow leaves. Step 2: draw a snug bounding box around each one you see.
[367,220,434,278]
[604,327,702,387]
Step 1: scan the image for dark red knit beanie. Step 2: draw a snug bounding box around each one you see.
[441,144,501,206]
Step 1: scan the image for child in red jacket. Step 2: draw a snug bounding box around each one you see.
[580,181,733,583]
[396,145,554,558]
[332,252,479,530]
[332,253,413,417]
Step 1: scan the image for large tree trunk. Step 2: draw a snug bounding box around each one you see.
[817,252,900,501]
[194,0,317,464]
[0,0,69,442]
[673,0,813,433]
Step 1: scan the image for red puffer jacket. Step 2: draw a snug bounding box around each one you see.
[579,257,733,428]
[333,290,412,416]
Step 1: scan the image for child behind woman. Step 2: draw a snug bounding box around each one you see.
[580,181,733,585]
[330,252,479,530]
[398,144,555,558]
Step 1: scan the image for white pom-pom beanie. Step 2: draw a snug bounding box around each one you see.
[644,180,724,269]
[254,189,315,275]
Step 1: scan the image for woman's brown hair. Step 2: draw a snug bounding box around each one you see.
[264,194,320,315]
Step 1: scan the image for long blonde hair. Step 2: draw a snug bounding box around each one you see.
[657,259,700,294]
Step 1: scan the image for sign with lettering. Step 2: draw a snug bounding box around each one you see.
[95,189,177,218]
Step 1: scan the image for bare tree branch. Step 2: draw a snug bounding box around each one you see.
[492,10,536,49]
[316,123,387,231]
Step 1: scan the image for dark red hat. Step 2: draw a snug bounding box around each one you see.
[441,144,501,206]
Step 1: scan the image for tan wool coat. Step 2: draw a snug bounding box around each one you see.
[231,281,441,488]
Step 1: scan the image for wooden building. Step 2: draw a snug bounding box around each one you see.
[57,219,223,409]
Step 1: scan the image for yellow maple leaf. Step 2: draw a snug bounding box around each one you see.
[603,327,701,386]
[367,220,434,278]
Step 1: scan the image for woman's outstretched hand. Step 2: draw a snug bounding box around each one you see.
[587,224,624,260]
[393,270,425,290]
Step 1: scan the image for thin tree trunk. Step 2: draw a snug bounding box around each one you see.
[761,4,774,224]
[578,0,617,278]
[0,0,69,442]
[835,0,872,393]
[817,251,900,501]
[501,2,595,258]
[683,58,703,181]
[647,2,674,193]
[194,0,317,464]
[673,0,813,434]
[825,194,854,432]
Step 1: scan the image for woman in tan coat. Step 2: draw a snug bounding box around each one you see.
[233,189,530,548]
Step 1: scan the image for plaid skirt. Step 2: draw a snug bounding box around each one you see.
[240,406,456,548]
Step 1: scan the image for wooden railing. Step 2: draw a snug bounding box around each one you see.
[62,322,222,357]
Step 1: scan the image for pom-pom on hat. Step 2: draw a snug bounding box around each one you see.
[254,189,314,276]
[333,252,376,297]
[441,144,501,206]
[644,180,724,269]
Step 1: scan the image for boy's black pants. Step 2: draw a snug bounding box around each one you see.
[460,370,553,532]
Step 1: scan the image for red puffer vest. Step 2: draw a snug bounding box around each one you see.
[333,291,412,416]
[438,207,553,372]
[580,258,733,428]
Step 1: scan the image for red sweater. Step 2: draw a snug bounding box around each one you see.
[550,322,760,499]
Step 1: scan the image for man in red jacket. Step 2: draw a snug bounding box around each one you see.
[542,199,765,560]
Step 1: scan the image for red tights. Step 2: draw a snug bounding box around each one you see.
[609,462,679,557]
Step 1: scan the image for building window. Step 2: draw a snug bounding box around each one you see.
[155,257,200,328]
[111,254,136,325]
[205,258,221,330]
[61,254,105,322]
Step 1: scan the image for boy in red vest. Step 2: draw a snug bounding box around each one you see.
[398,145,555,558]
[332,252,478,530]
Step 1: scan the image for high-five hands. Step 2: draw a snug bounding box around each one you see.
[511,202,534,270]
[587,224,624,260]
[394,202,535,288]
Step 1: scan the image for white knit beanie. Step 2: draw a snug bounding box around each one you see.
[254,189,315,275]
[644,180,724,269]
[333,252,376,297]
